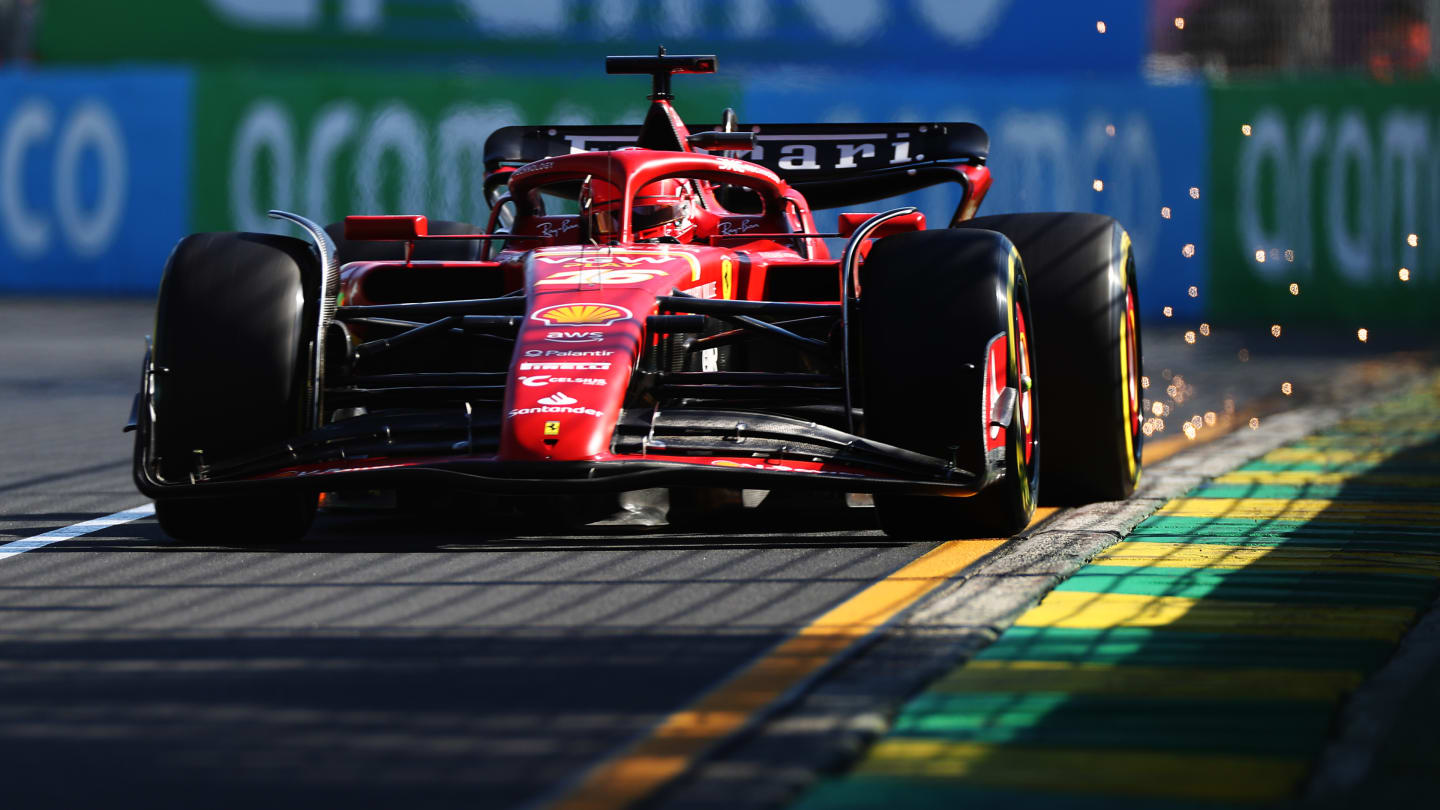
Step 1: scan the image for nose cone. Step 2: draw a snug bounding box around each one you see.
[500,301,643,460]
[499,246,706,461]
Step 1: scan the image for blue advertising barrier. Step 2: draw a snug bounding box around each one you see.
[0,69,191,294]
[742,77,1209,323]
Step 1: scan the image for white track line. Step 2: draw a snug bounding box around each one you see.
[0,503,155,561]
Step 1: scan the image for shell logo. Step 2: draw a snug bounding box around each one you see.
[530,303,633,326]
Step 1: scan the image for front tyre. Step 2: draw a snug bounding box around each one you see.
[146,232,320,544]
[859,228,1039,539]
[956,213,1143,503]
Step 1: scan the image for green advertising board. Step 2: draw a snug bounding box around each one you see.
[34,0,1144,74]
[191,67,737,233]
[1209,78,1439,329]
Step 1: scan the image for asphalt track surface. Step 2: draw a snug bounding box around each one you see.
[0,298,1429,809]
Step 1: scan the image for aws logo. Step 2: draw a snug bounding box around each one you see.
[530,303,633,326]
[545,330,603,343]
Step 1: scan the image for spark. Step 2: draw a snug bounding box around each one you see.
[1174,16,1185,29]
[1241,124,1252,136]
[1407,233,1419,247]
[1204,411,1217,426]
[1254,249,1267,263]
[1184,330,1196,344]
[1190,415,1204,429]
[1151,401,1164,416]
[1249,417,1260,430]
[1289,282,1299,295]
[1105,124,1116,137]
[1399,267,1411,281]
[1163,306,1173,317]
[1285,249,1295,262]
[1166,384,1178,398]
[1161,206,1172,219]
[1096,20,1107,33]
[1281,381,1293,395]
[1141,375,1150,389]
[1189,187,1200,199]
[1183,422,1197,440]
[1270,324,1282,338]
[1357,327,1369,342]
[1093,179,1105,191]
[1238,348,1250,362]
[1188,285,1199,297]
[1142,422,1156,436]
[1199,323,1211,336]
[1182,244,1195,257]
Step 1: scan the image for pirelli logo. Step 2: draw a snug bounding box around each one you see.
[519,362,611,371]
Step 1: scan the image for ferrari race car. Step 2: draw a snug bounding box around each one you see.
[129,52,1144,542]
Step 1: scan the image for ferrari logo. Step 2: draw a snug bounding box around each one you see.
[544,421,561,436]
[721,257,733,299]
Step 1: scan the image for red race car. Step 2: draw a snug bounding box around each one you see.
[129,52,1143,541]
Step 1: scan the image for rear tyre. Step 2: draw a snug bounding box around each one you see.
[956,214,1143,503]
[860,229,1038,539]
[148,232,320,544]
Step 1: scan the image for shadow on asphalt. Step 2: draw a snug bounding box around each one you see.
[0,496,915,809]
[38,497,896,554]
[0,630,794,810]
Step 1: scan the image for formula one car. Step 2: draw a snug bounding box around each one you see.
[129,52,1144,542]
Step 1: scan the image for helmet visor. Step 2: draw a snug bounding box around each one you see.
[590,203,679,236]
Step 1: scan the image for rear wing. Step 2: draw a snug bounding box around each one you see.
[483,122,988,210]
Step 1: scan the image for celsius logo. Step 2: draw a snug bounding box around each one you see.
[519,361,611,371]
[531,303,632,326]
[538,391,577,406]
[518,375,605,387]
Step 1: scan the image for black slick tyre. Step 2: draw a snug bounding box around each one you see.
[860,228,1039,539]
[148,232,319,544]
[956,213,1143,503]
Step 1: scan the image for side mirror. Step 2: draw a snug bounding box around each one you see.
[344,215,428,241]
[836,211,926,239]
[687,131,757,153]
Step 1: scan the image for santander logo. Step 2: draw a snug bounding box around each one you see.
[538,391,577,406]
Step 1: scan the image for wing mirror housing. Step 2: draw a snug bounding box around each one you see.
[836,211,926,239]
[344,215,428,241]
[687,131,758,152]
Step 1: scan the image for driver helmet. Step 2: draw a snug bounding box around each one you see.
[585,177,698,243]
